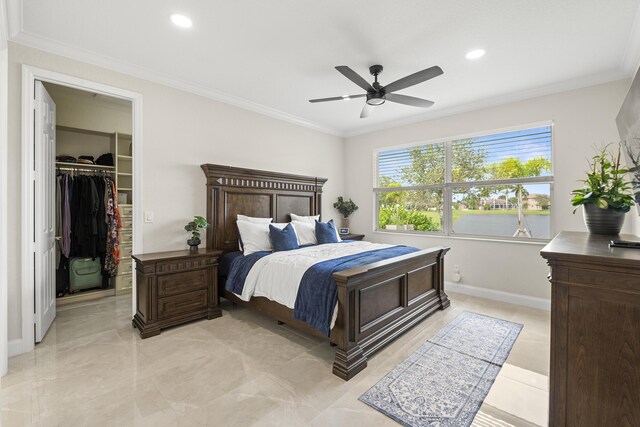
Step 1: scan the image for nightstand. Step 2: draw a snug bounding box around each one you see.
[131,248,222,338]
[340,233,365,241]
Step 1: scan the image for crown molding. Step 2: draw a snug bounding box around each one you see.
[343,69,631,138]
[621,1,640,76]
[9,30,343,137]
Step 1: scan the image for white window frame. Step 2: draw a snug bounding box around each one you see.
[373,121,554,243]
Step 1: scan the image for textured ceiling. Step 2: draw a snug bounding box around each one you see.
[8,0,640,135]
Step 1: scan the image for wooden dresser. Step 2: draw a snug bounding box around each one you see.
[338,233,365,241]
[540,231,640,427]
[131,248,222,338]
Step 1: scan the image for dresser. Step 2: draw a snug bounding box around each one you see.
[115,203,133,294]
[131,248,222,338]
[338,233,365,241]
[540,231,640,427]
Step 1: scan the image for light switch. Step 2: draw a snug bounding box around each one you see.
[144,211,154,223]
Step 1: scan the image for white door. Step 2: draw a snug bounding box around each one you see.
[34,81,56,342]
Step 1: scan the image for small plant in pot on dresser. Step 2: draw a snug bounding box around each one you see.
[334,196,359,230]
[184,215,209,249]
[571,143,636,234]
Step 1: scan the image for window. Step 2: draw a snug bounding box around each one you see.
[375,124,553,240]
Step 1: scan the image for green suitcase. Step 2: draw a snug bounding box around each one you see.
[69,257,102,293]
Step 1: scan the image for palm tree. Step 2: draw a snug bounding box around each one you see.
[489,157,551,237]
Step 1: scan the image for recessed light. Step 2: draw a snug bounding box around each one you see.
[171,14,193,28]
[342,95,351,100]
[465,49,486,60]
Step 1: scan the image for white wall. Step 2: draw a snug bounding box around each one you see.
[344,79,633,301]
[6,42,344,344]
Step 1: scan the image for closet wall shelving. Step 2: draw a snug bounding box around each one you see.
[113,132,133,295]
[56,126,134,302]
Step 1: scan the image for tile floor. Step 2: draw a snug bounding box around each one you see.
[1,292,550,426]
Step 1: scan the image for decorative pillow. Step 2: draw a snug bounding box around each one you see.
[290,213,320,223]
[237,215,272,223]
[291,221,318,246]
[315,219,340,244]
[237,215,272,250]
[237,221,287,255]
[269,223,299,252]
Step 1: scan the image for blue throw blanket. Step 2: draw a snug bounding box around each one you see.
[294,246,418,335]
[225,245,419,336]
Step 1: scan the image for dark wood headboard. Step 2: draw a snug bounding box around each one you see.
[201,164,328,253]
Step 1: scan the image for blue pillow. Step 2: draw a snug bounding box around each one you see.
[315,219,339,244]
[269,223,299,252]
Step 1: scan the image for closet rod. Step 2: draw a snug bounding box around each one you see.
[57,166,116,174]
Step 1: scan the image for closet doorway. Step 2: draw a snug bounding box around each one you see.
[20,66,143,354]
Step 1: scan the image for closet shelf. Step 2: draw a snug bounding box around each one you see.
[119,187,133,191]
[117,155,132,160]
[56,161,115,170]
[117,172,132,176]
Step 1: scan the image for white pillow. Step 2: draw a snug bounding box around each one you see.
[290,213,320,223]
[237,215,272,250]
[237,214,272,224]
[291,221,317,246]
[237,221,287,256]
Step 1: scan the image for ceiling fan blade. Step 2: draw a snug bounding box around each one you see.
[386,93,434,109]
[360,103,373,118]
[335,66,375,92]
[309,94,366,103]
[383,66,443,94]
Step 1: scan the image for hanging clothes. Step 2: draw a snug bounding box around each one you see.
[56,171,121,295]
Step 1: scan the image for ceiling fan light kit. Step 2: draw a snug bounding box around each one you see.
[309,63,443,118]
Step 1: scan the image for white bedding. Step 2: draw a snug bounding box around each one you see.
[238,241,393,309]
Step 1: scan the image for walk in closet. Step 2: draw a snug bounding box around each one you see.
[45,83,134,306]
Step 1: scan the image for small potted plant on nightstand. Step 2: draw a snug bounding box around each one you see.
[571,143,635,234]
[184,216,209,249]
[334,196,359,230]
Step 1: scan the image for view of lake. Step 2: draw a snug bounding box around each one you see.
[452,214,550,239]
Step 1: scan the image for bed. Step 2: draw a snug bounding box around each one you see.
[201,163,450,380]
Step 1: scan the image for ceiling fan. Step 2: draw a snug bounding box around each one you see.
[309,64,443,118]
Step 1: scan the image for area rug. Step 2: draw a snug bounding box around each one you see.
[359,311,523,427]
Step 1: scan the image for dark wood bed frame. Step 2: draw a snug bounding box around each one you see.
[201,163,450,380]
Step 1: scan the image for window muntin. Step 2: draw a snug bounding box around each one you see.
[375,125,553,241]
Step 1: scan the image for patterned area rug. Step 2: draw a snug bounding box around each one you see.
[359,311,523,427]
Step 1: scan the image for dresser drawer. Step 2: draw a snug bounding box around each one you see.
[157,257,207,273]
[158,269,207,297]
[121,216,133,229]
[120,244,132,259]
[116,274,132,294]
[119,229,132,243]
[120,204,133,216]
[118,259,133,276]
[157,290,208,319]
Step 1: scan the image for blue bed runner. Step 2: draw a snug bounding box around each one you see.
[225,245,419,336]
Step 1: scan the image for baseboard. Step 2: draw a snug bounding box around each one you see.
[445,281,551,311]
[8,339,22,357]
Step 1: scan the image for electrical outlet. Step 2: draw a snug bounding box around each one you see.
[144,211,154,223]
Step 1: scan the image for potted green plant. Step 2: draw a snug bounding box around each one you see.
[571,143,635,234]
[184,215,209,249]
[333,197,359,228]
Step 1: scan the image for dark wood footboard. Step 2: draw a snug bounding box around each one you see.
[330,247,449,380]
